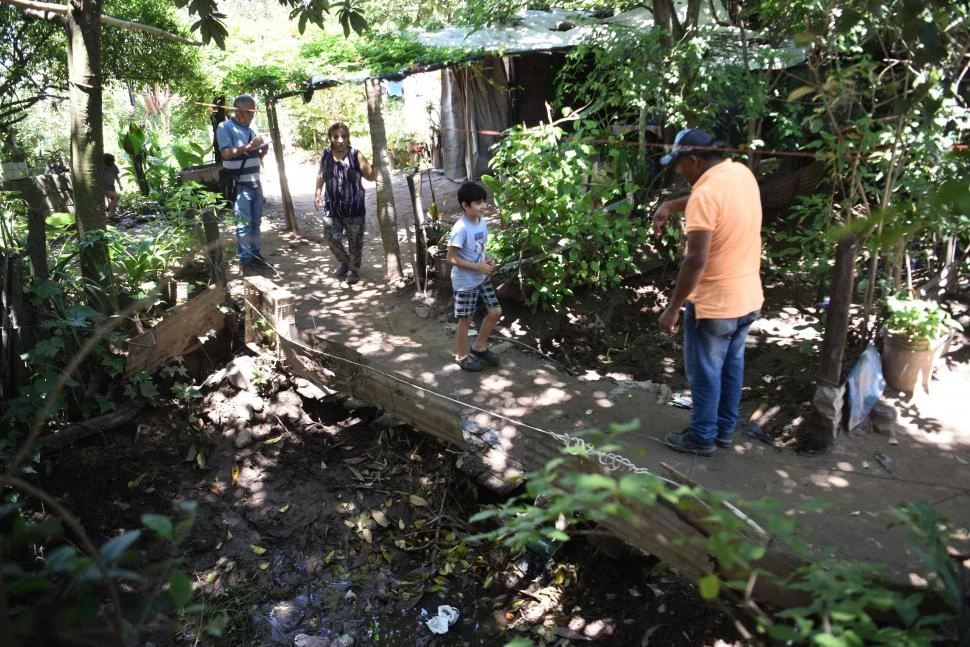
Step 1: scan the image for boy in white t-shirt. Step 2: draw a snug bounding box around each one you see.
[446,181,503,372]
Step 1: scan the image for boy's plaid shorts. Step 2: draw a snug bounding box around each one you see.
[454,280,499,318]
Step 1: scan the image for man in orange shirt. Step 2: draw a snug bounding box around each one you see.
[653,129,764,456]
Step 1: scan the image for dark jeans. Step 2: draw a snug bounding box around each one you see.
[234,182,263,263]
[684,302,759,444]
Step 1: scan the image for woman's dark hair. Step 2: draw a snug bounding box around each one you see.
[457,181,487,206]
[328,122,350,139]
[104,154,115,166]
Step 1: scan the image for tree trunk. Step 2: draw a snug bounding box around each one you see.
[67,0,116,313]
[806,235,857,448]
[653,0,676,44]
[364,78,403,283]
[265,101,298,232]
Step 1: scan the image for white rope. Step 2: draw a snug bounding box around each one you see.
[241,293,772,539]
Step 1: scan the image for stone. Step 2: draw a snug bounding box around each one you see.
[294,377,329,399]
[414,306,433,318]
[294,634,331,647]
[234,428,253,448]
[226,356,257,391]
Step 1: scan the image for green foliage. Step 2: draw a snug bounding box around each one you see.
[105,227,181,299]
[769,194,834,284]
[0,498,198,644]
[223,62,307,99]
[483,115,646,310]
[772,0,969,304]
[472,444,969,645]
[102,0,204,87]
[286,84,369,153]
[883,296,962,342]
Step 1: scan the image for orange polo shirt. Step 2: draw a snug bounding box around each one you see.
[684,159,764,319]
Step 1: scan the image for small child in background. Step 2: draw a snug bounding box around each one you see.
[446,181,503,372]
[103,154,120,218]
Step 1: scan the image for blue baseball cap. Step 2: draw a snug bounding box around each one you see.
[660,128,716,166]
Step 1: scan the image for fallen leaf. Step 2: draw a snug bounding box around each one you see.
[320,461,327,469]
[347,465,366,482]
[955,456,968,464]
[409,494,428,508]
[259,562,269,570]
[585,409,593,415]
[250,545,267,555]
[371,509,389,527]
[231,464,240,486]
[362,528,372,543]
[208,483,225,496]
[226,529,233,540]
[196,451,207,469]
[262,434,285,445]
[343,456,367,465]
[278,504,290,513]
[862,461,870,469]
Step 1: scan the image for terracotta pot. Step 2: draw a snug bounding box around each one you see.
[880,331,945,393]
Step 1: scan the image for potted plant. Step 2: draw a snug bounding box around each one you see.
[881,295,963,392]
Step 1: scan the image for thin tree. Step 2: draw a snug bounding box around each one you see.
[365,77,404,283]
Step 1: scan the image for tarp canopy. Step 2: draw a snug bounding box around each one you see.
[282,6,806,179]
[414,7,805,71]
[284,5,805,99]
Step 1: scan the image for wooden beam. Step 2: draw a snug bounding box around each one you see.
[125,285,226,376]
[237,276,817,609]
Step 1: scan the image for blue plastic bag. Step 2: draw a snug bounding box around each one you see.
[846,344,886,431]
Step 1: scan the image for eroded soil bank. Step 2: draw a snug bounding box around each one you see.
[42,348,740,646]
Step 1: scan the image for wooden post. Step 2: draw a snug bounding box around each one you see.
[264,101,298,232]
[463,67,474,179]
[807,235,856,448]
[200,206,225,286]
[406,173,428,289]
[210,96,226,162]
[1,254,25,403]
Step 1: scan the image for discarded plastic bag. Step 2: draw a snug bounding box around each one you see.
[425,605,459,634]
[847,344,886,432]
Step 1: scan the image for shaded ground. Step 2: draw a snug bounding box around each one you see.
[42,357,741,646]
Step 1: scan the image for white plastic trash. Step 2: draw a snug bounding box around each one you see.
[425,605,459,634]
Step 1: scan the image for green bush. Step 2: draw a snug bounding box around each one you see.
[883,295,962,342]
[483,115,646,310]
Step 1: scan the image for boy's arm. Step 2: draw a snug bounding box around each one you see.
[447,246,493,276]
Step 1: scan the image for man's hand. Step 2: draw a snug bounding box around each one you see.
[477,260,495,276]
[658,304,680,334]
[652,201,672,238]
[313,194,322,210]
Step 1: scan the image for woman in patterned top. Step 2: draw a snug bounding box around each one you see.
[313,122,375,285]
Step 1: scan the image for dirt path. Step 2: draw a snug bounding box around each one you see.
[240,152,970,581]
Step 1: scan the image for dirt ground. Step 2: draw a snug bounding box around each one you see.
[42,359,741,646]
[33,153,970,645]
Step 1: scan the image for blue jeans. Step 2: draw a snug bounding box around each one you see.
[235,183,263,263]
[684,302,759,444]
